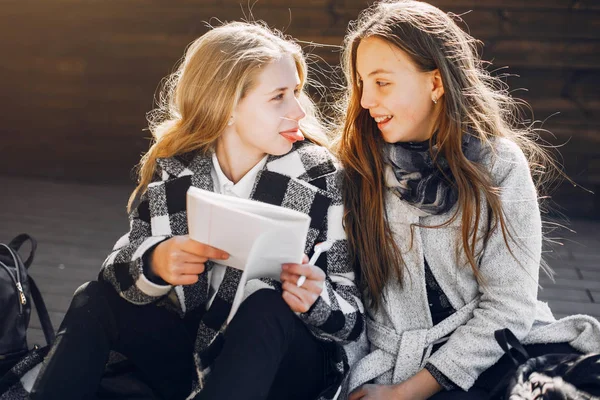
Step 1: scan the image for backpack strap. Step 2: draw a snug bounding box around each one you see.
[28,276,56,346]
[8,234,37,269]
[494,328,530,366]
[6,235,55,346]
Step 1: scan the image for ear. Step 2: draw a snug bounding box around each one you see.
[228,105,240,128]
[431,69,445,101]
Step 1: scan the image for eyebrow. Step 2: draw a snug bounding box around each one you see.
[358,69,394,79]
[267,85,301,95]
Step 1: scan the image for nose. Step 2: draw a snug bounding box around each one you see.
[289,96,307,121]
[360,86,377,110]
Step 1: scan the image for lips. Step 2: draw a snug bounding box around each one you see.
[373,115,392,123]
[373,115,393,129]
[279,129,304,143]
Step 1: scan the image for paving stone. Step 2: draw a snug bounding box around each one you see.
[540,276,600,291]
[580,269,600,280]
[545,267,580,280]
[538,287,591,302]
[590,291,600,303]
[546,300,600,318]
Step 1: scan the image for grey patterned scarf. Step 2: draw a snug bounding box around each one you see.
[384,134,482,215]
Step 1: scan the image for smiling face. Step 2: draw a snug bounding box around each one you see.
[225,54,306,159]
[356,36,443,143]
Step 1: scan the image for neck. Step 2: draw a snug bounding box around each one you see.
[215,135,265,184]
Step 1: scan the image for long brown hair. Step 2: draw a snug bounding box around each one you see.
[336,0,557,310]
[128,21,329,211]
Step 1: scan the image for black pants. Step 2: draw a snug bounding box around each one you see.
[31,281,329,400]
[429,342,581,399]
[196,288,330,400]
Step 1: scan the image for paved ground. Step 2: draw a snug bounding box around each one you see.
[1,175,599,347]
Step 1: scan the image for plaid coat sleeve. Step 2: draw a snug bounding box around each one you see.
[298,171,364,344]
[99,169,175,305]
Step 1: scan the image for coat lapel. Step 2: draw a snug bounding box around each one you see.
[156,152,215,317]
[251,141,336,254]
[157,150,214,192]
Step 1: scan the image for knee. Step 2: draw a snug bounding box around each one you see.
[244,289,290,313]
[64,281,118,340]
[73,280,103,297]
[68,281,116,326]
[71,281,110,309]
[235,289,295,326]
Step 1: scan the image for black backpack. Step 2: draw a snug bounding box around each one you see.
[0,234,55,377]
[490,328,600,399]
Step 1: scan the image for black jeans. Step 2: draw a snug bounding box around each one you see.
[31,281,330,400]
[196,289,331,400]
[30,281,195,400]
[429,342,581,400]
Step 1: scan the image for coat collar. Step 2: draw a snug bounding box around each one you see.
[155,140,337,184]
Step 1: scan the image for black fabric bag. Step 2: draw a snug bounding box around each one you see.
[0,236,159,399]
[490,328,600,399]
[0,234,55,377]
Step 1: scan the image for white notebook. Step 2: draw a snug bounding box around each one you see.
[186,186,311,321]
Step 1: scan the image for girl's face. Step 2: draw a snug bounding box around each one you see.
[227,55,306,159]
[356,36,441,143]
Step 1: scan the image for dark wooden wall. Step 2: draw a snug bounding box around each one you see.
[1,0,598,217]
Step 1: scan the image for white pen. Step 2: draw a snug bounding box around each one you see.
[296,241,333,288]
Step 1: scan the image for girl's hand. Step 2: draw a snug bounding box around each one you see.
[280,254,326,313]
[350,370,443,400]
[349,384,406,400]
[150,235,229,286]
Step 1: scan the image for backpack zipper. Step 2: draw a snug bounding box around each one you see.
[16,282,27,306]
[0,261,24,315]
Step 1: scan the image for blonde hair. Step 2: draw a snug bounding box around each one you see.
[129,21,329,211]
[336,0,560,309]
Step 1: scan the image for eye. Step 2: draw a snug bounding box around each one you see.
[272,93,284,101]
[376,81,389,87]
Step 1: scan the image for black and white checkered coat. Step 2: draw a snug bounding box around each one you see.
[100,141,366,399]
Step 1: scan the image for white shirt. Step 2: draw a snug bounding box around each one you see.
[205,153,268,309]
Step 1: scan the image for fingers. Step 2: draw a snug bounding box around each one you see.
[282,290,310,313]
[282,263,325,282]
[280,270,323,294]
[161,263,205,285]
[348,387,366,400]
[281,280,319,313]
[171,273,200,286]
[280,265,325,311]
[179,236,229,260]
[155,236,228,286]
[176,262,206,276]
[162,251,207,276]
[169,250,208,266]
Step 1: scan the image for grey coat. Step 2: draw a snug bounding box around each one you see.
[346,138,600,393]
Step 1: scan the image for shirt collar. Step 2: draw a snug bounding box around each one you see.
[211,153,268,199]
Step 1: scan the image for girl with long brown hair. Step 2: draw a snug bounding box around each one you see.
[28,21,365,400]
[336,1,600,399]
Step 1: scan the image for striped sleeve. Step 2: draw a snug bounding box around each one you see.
[298,176,365,344]
[99,170,173,304]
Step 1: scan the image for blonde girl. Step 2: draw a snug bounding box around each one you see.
[31,22,364,400]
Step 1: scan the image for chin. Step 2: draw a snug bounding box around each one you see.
[268,142,294,157]
[380,131,402,143]
[381,128,423,144]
